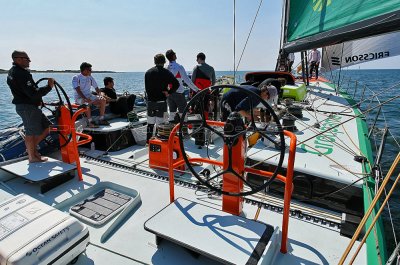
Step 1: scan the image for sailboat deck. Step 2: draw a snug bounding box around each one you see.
[248,81,365,187]
[0,139,367,264]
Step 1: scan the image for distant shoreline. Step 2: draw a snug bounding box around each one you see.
[1,69,399,74]
[0,69,115,74]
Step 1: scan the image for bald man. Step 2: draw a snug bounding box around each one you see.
[7,50,54,163]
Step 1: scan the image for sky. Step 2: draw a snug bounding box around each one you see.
[0,0,398,72]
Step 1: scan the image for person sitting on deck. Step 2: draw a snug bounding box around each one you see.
[72,62,109,127]
[220,81,278,122]
[100,77,136,118]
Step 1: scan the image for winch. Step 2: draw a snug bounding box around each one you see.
[149,123,185,171]
[282,114,297,132]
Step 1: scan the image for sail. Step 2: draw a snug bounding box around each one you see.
[282,0,400,53]
[321,32,400,71]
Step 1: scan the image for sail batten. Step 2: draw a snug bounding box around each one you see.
[283,0,400,53]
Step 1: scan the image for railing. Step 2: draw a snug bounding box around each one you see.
[320,72,400,264]
[339,152,400,264]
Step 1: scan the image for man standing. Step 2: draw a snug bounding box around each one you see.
[100,77,136,118]
[165,49,199,122]
[72,62,109,127]
[191,52,216,146]
[192,52,216,90]
[145,54,179,142]
[7,50,54,163]
[308,48,321,79]
[287,53,295,72]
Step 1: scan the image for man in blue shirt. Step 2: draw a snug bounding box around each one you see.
[221,82,278,122]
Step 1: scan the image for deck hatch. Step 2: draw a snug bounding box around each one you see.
[145,198,277,264]
[70,188,133,225]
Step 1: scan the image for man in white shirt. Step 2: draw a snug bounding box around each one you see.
[72,62,109,127]
[287,53,295,72]
[308,49,321,79]
[165,49,199,122]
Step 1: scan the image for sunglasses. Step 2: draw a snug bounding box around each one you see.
[14,57,31,61]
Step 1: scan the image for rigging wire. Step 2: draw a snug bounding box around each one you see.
[233,0,236,84]
[235,0,264,72]
[247,91,400,172]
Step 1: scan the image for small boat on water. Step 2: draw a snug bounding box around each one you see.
[0,1,400,265]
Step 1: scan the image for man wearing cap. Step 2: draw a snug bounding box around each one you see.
[220,81,278,122]
[7,50,54,163]
[72,62,109,127]
[145,54,179,142]
[165,49,199,122]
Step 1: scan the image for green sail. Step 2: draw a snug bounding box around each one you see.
[284,0,400,52]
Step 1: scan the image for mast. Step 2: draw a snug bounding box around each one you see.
[233,0,236,84]
[275,0,290,71]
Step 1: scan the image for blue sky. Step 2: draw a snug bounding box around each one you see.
[0,0,398,71]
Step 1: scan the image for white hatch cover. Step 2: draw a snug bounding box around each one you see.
[144,198,276,265]
[0,158,76,182]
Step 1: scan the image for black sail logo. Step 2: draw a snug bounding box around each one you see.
[344,51,390,63]
[331,57,341,66]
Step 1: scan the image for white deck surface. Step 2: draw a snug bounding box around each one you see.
[0,143,367,265]
[0,157,76,182]
[0,82,372,265]
[83,117,147,133]
[145,197,274,265]
[248,82,365,187]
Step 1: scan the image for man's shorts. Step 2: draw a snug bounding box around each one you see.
[16,104,51,136]
[167,92,186,113]
[75,94,99,105]
[147,101,167,124]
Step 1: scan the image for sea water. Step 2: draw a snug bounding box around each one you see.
[0,69,399,253]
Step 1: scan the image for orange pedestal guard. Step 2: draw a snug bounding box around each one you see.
[149,136,184,172]
[53,104,92,181]
[222,136,245,216]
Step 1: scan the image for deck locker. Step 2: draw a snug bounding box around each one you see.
[0,194,89,265]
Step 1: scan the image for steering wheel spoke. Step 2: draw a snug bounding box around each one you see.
[179,84,286,197]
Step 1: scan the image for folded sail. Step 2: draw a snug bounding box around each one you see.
[282,0,400,53]
[321,32,400,71]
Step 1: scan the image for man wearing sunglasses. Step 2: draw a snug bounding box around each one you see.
[7,50,54,163]
[72,62,109,127]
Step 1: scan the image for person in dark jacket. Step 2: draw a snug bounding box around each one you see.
[100,77,136,118]
[191,52,216,146]
[144,54,179,142]
[221,82,278,122]
[7,50,54,163]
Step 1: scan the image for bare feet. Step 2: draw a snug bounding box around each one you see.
[28,151,48,163]
[29,157,43,163]
[35,151,48,162]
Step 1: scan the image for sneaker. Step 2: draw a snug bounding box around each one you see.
[88,121,99,128]
[98,119,110,126]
